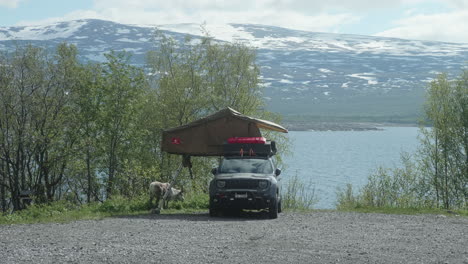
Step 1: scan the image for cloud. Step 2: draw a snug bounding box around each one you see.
[17,1,360,33]
[16,10,103,26]
[444,0,468,9]
[88,0,362,32]
[375,10,468,43]
[91,0,410,13]
[0,0,22,8]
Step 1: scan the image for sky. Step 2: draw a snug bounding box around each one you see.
[0,0,467,43]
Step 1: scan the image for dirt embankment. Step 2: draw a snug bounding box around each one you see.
[0,211,467,263]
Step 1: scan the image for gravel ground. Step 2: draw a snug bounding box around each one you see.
[0,211,467,264]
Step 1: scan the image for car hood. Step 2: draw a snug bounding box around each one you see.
[215,173,273,179]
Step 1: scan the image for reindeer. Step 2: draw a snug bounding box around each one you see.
[149,181,184,210]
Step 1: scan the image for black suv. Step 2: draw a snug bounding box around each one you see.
[209,139,282,219]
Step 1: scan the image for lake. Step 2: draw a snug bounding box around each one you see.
[282,127,420,209]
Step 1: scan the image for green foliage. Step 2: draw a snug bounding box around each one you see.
[337,70,468,211]
[336,154,430,209]
[419,72,468,209]
[336,184,359,210]
[0,200,82,225]
[0,193,211,225]
[91,195,151,213]
[0,30,290,215]
[145,30,290,190]
[0,43,83,209]
[169,192,209,210]
[282,174,318,210]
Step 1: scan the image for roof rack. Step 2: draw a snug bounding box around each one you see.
[223,139,277,157]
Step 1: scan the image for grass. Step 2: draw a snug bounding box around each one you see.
[0,193,209,225]
[4,182,464,225]
[0,197,146,225]
[1,178,320,225]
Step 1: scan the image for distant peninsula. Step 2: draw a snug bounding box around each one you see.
[284,122,389,131]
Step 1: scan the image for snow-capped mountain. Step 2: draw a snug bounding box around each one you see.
[1,19,467,120]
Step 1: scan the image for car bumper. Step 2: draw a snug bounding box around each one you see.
[210,190,275,210]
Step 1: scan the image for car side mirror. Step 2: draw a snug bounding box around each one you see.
[211,168,218,175]
[275,168,281,176]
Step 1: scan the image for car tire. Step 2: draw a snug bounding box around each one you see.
[209,200,217,217]
[268,197,278,219]
[209,207,217,217]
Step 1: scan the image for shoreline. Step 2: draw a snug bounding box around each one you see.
[284,121,420,131]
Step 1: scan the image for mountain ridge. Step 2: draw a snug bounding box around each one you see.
[1,19,467,121]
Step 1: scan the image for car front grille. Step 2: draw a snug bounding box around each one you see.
[225,179,259,189]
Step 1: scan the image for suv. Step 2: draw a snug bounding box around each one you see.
[209,138,282,219]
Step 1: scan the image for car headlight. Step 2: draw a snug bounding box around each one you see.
[258,180,268,189]
[217,180,226,188]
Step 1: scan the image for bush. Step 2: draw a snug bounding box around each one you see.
[336,184,360,210]
[282,174,318,210]
[336,154,442,210]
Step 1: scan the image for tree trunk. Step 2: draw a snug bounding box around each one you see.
[434,132,440,207]
[86,147,92,203]
[444,149,449,209]
[11,179,20,212]
[0,161,5,213]
[106,145,116,199]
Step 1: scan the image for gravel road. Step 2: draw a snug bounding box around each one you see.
[0,211,467,264]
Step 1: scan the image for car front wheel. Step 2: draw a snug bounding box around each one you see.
[209,200,217,217]
[268,197,278,219]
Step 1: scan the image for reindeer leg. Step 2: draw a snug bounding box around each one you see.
[149,192,154,208]
[155,196,160,209]
[158,196,164,210]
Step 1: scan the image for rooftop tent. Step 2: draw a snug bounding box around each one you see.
[161,107,288,156]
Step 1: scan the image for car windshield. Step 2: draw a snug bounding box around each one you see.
[219,158,273,174]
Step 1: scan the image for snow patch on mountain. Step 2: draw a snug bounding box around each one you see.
[280,79,294,84]
[0,20,87,41]
[347,73,378,85]
[319,68,334,73]
[157,23,254,43]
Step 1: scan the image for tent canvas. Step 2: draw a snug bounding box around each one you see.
[161,107,288,156]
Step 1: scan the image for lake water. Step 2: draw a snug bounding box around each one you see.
[282,127,420,209]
